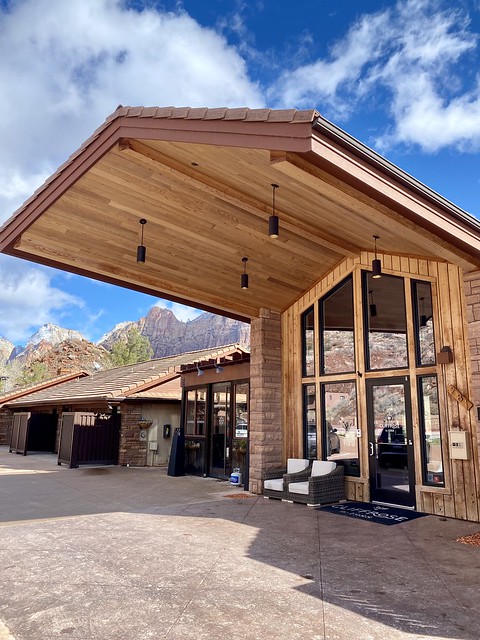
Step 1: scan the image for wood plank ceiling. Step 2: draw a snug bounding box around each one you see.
[5,114,480,321]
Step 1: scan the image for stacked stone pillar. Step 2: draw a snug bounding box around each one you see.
[248,308,283,493]
[465,272,480,407]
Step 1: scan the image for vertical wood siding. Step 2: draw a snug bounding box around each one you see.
[282,253,480,521]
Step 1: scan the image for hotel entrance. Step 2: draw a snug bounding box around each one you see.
[366,378,416,508]
[183,373,249,481]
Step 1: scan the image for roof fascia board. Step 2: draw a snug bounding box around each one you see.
[121,372,180,397]
[311,119,480,257]
[116,117,313,150]
[312,116,480,240]
[5,395,125,408]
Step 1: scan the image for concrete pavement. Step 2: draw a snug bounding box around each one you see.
[1,447,480,639]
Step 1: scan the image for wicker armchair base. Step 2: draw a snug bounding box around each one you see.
[287,466,345,506]
[263,464,312,501]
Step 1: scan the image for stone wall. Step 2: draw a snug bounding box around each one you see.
[118,402,148,466]
[464,271,480,408]
[248,308,282,494]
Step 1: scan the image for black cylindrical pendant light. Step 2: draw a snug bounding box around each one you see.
[241,257,249,289]
[268,183,279,238]
[372,235,382,279]
[137,218,147,263]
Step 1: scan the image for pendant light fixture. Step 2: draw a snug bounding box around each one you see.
[241,257,249,289]
[369,290,377,317]
[136,218,147,263]
[268,183,280,238]
[372,235,382,279]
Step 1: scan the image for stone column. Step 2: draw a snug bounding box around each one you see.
[465,272,480,407]
[248,308,283,493]
[118,403,148,466]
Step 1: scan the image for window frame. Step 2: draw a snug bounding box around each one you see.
[320,379,360,478]
[362,270,409,372]
[301,305,316,377]
[411,280,436,368]
[320,275,355,376]
[418,374,445,488]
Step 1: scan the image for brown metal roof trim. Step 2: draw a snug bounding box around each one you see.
[312,115,480,237]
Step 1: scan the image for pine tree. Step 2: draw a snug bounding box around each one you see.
[109,328,153,366]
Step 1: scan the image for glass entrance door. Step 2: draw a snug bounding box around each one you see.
[366,377,416,507]
[210,383,231,477]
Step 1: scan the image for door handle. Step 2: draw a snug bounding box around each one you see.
[369,442,374,456]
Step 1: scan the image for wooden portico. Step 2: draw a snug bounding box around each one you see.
[2,106,480,519]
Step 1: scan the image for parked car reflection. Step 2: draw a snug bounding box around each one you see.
[377,425,407,468]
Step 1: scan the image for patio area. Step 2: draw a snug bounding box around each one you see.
[0,447,479,640]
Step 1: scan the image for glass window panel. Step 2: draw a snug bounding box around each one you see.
[322,381,360,477]
[234,383,249,438]
[365,273,408,370]
[233,382,249,474]
[195,389,206,436]
[303,384,317,459]
[185,390,196,435]
[321,277,355,374]
[419,376,444,486]
[302,307,315,377]
[413,281,436,366]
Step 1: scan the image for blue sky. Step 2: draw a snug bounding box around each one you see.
[0,0,480,344]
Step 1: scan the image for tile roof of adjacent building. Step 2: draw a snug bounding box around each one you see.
[4,344,248,407]
[0,370,89,408]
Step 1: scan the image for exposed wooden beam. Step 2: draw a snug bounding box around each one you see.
[119,139,360,258]
[271,151,480,271]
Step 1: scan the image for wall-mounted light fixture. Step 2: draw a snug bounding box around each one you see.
[268,183,279,238]
[241,257,249,289]
[215,364,224,374]
[369,289,377,317]
[372,235,382,279]
[137,218,147,263]
[196,364,205,376]
[437,345,453,364]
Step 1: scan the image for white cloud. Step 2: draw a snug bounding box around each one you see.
[270,0,480,152]
[156,301,203,323]
[271,9,390,116]
[0,0,264,222]
[0,256,84,343]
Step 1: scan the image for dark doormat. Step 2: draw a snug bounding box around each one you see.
[320,501,428,525]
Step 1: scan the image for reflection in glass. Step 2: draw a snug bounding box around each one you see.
[185,388,206,435]
[322,381,360,476]
[321,277,355,374]
[303,384,317,459]
[413,281,435,366]
[211,383,230,473]
[419,376,444,486]
[232,382,249,479]
[302,307,315,377]
[365,273,408,370]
